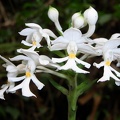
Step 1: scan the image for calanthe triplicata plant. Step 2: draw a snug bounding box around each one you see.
[0,6,120,120]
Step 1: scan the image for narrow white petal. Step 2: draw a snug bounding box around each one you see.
[110,66,120,77]
[110,33,120,40]
[99,67,109,83]
[52,57,68,63]
[8,76,25,82]
[44,35,51,47]
[21,40,33,46]
[115,81,120,86]
[109,71,120,81]
[47,63,60,68]
[72,65,89,73]
[28,46,37,51]
[20,49,39,63]
[32,74,44,90]
[58,60,71,70]
[78,43,100,55]
[0,55,14,66]
[10,55,30,61]
[6,82,16,93]
[75,58,91,68]
[9,82,23,92]
[22,78,36,97]
[70,60,89,73]
[19,28,35,36]
[93,61,104,68]
[93,38,108,45]
[0,85,8,100]
[25,23,42,29]
[42,29,57,38]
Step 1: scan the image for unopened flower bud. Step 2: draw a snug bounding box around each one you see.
[48,6,63,34]
[83,6,98,25]
[48,6,59,22]
[72,12,86,29]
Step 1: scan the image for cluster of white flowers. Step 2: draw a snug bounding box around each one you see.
[0,6,120,99]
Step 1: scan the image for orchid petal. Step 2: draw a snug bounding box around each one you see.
[21,40,33,46]
[63,28,82,42]
[115,81,120,86]
[8,76,25,82]
[0,55,14,66]
[75,58,91,68]
[51,36,68,44]
[19,28,35,36]
[31,74,44,90]
[110,66,120,77]
[0,84,8,100]
[110,33,120,40]
[93,61,104,68]
[50,43,67,51]
[10,55,30,61]
[97,66,110,82]
[42,29,57,38]
[52,57,68,63]
[25,23,42,29]
[6,82,16,93]
[78,43,99,55]
[22,78,36,97]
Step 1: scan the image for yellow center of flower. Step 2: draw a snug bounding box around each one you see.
[26,71,31,77]
[32,40,36,46]
[105,60,111,66]
[69,53,76,59]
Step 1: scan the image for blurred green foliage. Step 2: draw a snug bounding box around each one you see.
[0,0,120,120]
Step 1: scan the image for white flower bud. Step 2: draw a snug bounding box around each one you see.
[71,12,86,29]
[48,6,63,34]
[83,6,98,25]
[48,6,59,22]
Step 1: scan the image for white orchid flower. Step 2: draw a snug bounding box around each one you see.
[19,23,57,50]
[0,55,26,99]
[8,58,44,97]
[0,82,16,100]
[52,41,90,73]
[48,6,63,34]
[93,39,120,85]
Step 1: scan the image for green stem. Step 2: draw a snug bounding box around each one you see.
[67,74,78,120]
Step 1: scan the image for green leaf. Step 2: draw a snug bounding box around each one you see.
[49,79,68,95]
[77,79,97,96]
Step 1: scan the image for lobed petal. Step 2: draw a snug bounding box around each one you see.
[52,57,68,63]
[32,74,44,90]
